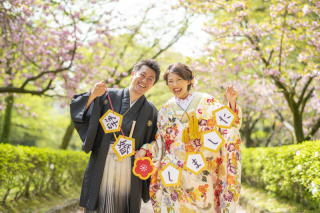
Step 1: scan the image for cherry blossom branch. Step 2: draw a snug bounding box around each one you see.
[111,9,192,86]
[297,76,314,107]
[249,113,262,132]
[0,79,53,96]
[152,13,193,59]
[267,49,274,65]
[112,7,152,75]
[292,77,302,93]
[300,87,315,114]
[244,34,269,66]
[305,116,320,141]
[262,78,296,139]
[278,7,288,73]
[20,67,69,89]
[82,13,107,42]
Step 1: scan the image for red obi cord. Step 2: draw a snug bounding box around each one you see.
[140,148,152,159]
[165,140,175,154]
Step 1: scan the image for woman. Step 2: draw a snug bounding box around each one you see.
[136,63,242,212]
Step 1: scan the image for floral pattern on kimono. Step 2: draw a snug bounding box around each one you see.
[142,93,242,213]
[175,92,197,110]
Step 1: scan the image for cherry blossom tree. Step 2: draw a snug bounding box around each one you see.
[186,59,289,147]
[60,3,196,149]
[177,0,320,144]
[0,0,196,147]
[0,0,116,143]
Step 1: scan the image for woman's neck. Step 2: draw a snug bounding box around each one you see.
[177,92,189,100]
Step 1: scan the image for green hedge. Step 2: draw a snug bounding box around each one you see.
[242,140,320,209]
[0,144,89,203]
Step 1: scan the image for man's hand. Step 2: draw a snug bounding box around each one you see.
[135,149,146,159]
[91,80,106,98]
[226,84,239,111]
[84,81,106,112]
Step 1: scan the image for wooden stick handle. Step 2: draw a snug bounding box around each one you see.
[113,132,117,140]
[129,121,136,138]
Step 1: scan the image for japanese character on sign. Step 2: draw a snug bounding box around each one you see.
[105,114,119,130]
[99,109,123,134]
[112,135,135,161]
[212,106,237,129]
[192,158,202,169]
[184,152,208,175]
[159,162,182,187]
[117,139,131,155]
[201,128,225,153]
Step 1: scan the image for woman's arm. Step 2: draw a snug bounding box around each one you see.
[219,104,242,212]
[226,84,239,112]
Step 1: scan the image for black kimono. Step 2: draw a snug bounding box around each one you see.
[70,87,158,212]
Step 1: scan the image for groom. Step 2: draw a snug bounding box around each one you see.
[70,59,160,213]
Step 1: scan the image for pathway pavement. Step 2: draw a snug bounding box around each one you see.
[141,201,247,212]
[76,201,247,212]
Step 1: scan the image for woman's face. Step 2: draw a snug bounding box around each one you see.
[167,72,190,99]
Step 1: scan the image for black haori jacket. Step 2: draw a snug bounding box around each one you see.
[70,88,158,212]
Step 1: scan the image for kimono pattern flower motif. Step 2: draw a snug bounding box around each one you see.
[142,93,242,213]
[175,92,197,110]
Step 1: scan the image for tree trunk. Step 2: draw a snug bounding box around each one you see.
[1,94,14,144]
[292,106,304,143]
[243,118,254,147]
[60,119,74,149]
[244,128,254,147]
[2,188,10,204]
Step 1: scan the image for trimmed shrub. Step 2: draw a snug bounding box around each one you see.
[0,144,89,203]
[242,140,320,209]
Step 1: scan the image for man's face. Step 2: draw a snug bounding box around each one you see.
[130,65,156,95]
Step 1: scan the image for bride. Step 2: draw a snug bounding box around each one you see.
[137,62,242,212]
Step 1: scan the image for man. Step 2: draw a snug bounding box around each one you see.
[70,59,160,213]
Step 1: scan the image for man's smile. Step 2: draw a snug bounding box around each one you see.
[138,83,146,88]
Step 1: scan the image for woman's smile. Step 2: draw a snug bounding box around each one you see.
[173,88,182,94]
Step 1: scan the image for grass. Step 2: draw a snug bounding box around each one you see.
[241,183,318,213]
[0,185,81,213]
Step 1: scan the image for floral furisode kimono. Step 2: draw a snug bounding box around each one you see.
[142,92,242,213]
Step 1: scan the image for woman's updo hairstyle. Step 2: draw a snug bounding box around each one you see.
[163,62,195,91]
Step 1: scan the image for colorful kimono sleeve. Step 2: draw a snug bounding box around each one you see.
[141,111,166,167]
[141,130,164,165]
[219,104,242,213]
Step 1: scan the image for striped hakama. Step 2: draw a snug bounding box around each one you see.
[85,148,131,213]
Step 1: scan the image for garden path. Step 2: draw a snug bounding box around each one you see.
[140,201,247,213]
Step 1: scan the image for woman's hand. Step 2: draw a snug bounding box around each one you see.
[226,84,239,111]
[135,149,146,159]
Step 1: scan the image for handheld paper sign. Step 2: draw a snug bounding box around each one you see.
[184,152,208,175]
[132,157,155,180]
[111,135,135,161]
[99,109,123,134]
[212,106,237,129]
[159,162,182,187]
[200,128,225,153]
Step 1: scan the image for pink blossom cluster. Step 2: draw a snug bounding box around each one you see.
[0,0,117,107]
[175,0,320,142]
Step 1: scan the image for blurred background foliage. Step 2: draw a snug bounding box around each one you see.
[0,0,319,150]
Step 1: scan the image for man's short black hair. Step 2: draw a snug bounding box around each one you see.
[133,59,161,84]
